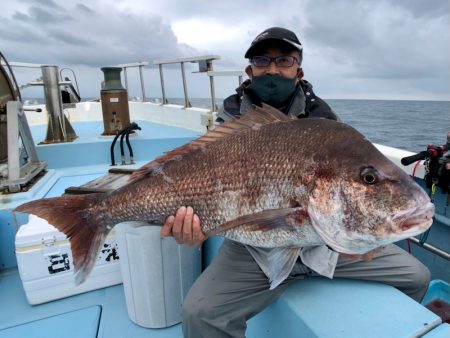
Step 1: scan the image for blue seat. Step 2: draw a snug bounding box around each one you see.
[247,278,442,338]
[422,323,450,337]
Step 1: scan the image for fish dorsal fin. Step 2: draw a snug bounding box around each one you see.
[129,103,292,182]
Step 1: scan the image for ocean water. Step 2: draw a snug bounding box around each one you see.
[169,97,450,153]
[327,99,450,153]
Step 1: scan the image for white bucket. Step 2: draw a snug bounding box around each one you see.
[116,221,202,328]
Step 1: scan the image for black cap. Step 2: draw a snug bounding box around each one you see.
[245,27,303,58]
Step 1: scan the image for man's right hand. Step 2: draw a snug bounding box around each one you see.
[161,206,206,246]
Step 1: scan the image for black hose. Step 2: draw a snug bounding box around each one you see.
[110,124,134,166]
[125,130,133,159]
[126,123,141,163]
[119,130,127,165]
[110,131,122,166]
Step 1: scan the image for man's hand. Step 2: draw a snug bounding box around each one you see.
[339,247,384,261]
[161,206,206,246]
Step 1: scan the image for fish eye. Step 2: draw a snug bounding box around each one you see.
[360,167,378,185]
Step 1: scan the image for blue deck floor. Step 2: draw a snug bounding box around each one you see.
[0,269,183,338]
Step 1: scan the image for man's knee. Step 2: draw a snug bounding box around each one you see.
[405,257,431,302]
[182,292,236,338]
[182,291,205,323]
[182,288,218,328]
[415,262,431,287]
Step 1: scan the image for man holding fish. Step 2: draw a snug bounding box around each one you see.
[16,26,434,338]
[161,27,432,338]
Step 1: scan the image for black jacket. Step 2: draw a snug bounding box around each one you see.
[216,79,339,122]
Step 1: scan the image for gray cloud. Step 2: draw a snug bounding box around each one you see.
[75,3,94,15]
[1,1,199,67]
[1,0,448,100]
[47,29,92,46]
[301,0,450,81]
[391,0,449,18]
[27,6,72,24]
[20,0,65,11]
[12,11,30,22]
[0,18,47,44]
[13,0,71,24]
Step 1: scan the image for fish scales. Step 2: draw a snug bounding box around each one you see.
[96,120,314,233]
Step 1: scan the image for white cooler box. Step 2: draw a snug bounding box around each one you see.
[15,215,122,305]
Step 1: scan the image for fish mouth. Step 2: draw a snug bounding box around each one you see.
[392,202,434,235]
[307,201,435,256]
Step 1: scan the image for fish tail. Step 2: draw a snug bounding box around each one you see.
[15,194,109,285]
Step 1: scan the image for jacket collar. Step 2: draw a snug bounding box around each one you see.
[239,79,307,118]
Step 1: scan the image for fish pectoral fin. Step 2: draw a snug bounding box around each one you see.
[207,207,310,237]
[251,246,301,290]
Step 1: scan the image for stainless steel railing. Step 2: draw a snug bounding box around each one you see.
[207,70,245,112]
[7,56,247,115]
[153,55,220,109]
[153,55,247,113]
[116,62,149,102]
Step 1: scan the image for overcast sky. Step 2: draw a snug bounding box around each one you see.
[1,0,449,101]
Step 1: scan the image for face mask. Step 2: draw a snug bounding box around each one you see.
[250,74,297,107]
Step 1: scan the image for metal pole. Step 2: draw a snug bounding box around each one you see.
[139,65,146,102]
[238,75,243,86]
[409,237,450,261]
[180,62,191,108]
[158,64,168,104]
[208,60,216,112]
[18,105,40,163]
[123,67,128,91]
[209,76,216,112]
[41,65,66,142]
[6,101,20,183]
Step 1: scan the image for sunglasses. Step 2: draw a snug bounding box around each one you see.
[250,55,299,68]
